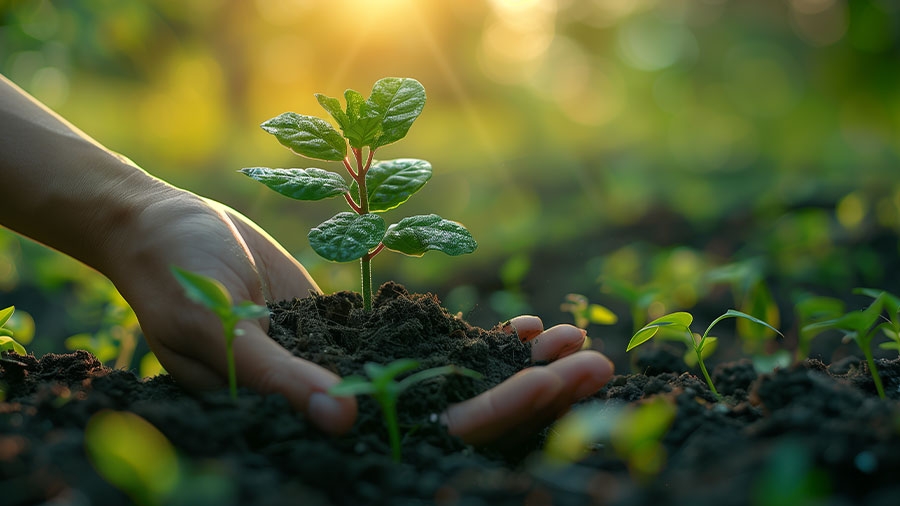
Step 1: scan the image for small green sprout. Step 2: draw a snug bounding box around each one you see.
[240,77,477,311]
[328,359,482,462]
[626,310,783,399]
[560,293,617,349]
[0,306,26,356]
[171,267,269,400]
[802,289,900,399]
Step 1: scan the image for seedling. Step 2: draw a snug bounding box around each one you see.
[0,306,26,356]
[240,77,477,311]
[626,309,783,398]
[171,267,269,400]
[560,293,617,350]
[328,359,482,462]
[802,289,900,399]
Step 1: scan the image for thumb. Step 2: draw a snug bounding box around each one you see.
[231,322,358,435]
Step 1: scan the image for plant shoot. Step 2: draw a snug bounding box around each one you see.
[329,359,482,462]
[171,267,269,400]
[240,77,476,310]
[626,309,783,398]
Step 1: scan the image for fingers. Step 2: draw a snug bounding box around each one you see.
[442,350,614,446]
[502,316,587,362]
[229,322,358,435]
[530,325,587,362]
[503,315,543,340]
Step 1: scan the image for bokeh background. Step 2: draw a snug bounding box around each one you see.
[1,0,899,369]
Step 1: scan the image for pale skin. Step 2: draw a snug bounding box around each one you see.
[0,74,614,444]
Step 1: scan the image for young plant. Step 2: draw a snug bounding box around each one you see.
[0,306,26,356]
[802,289,900,399]
[171,267,269,400]
[560,293,617,350]
[626,310,783,399]
[328,359,482,462]
[240,77,477,311]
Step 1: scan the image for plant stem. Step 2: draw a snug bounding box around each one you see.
[863,348,886,399]
[361,256,373,311]
[352,148,376,311]
[695,349,720,399]
[380,397,402,462]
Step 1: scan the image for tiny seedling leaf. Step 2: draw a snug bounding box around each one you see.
[382,214,477,257]
[349,159,432,212]
[588,304,618,325]
[879,341,900,351]
[261,112,347,162]
[706,309,784,340]
[238,167,349,201]
[626,312,694,352]
[309,212,386,262]
[328,376,377,397]
[0,336,25,355]
[315,93,350,131]
[0,306,14,328]
[171,267,232,311]
[231,301,270,321]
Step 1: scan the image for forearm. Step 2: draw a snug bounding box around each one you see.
[0,74,181,275]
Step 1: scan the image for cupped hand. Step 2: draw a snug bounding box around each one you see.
[106,189,613,446]
[103,190,358,435]
[441,316,615,445]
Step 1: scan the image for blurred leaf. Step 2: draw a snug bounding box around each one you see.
[171,267,231,312]
[0,336,25,355]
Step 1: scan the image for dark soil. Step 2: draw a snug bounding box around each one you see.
[3,282,900,505]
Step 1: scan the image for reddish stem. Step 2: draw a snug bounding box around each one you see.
[343,193,362,214]
[364,149,375,172]
[343,158,358,180]
[364,243,385,260]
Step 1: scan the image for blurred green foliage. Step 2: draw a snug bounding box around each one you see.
[1,0,898,357]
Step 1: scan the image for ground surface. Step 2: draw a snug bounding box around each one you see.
[2,283,900,505]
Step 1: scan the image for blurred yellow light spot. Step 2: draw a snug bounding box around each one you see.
[836,192,866,230]
[85,410,180,506]
[254,0,313,26]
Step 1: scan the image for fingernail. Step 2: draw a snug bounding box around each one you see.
[308,392,347,435]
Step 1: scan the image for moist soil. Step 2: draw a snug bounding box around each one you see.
[3,282,900,505]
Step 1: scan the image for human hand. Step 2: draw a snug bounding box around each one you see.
[441,316,614,445]
[104,188,612,446]
[103,189,358,435]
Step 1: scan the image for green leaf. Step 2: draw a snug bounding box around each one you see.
[341,89,382,148]
[261,112,346,161]
[0,306,13,328]
[626,312,694,352]
[239,167,349,201]
[0,329,12,337]
[329,376,376,397]
[705,309,784,340]
[382,214,477,257]
[365,77,426,149]
[308,212,386,262]
[171,267,232,311]
[232,301,269,320]
[315,93,350,131]
[0,336,25,355]
[879,341,900,351]
[367,359,420,382]
[349,159,432,212]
